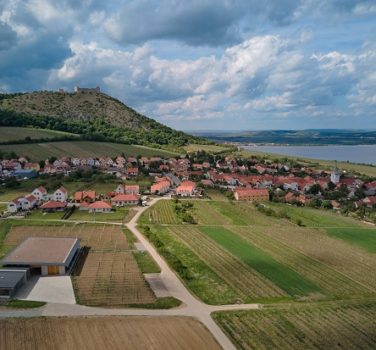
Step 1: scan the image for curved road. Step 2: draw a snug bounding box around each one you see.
[1,198,260,350]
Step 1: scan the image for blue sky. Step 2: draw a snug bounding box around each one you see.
[0,0,375,131]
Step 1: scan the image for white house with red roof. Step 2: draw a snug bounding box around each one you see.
[40,201,67,212]
[7,195,37,213]
[52,187,68,202]
[88,201,112,213]
[32,186,48,202]
[115,184,140,195]
[111,194,140,206]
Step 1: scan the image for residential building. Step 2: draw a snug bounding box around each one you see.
[111,194,140,206]
[234,188,269,201]
[52,187,68,202]
[176,181,197,197]
[88,201,112,213]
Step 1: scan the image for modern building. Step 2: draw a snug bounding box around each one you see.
[13,169,37,179]
[2,237,80,276]
[0,270,26,299]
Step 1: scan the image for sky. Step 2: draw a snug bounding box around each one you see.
[0,0,375,131]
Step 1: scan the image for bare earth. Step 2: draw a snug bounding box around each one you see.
[0,316,221,350]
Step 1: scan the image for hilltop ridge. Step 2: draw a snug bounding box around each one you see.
[0,90,206,147]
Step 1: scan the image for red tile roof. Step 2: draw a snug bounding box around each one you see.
[112,194,139,202]
[40,201,67,209]
[88,201,112,209]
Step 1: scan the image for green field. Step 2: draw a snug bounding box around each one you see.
[68,207,134,223]
[0,127,77,142]
[184,143,232,154]
[0,141,178,161]
[201,227,321,297]
[140,199,376,305]
[213,301,376,350]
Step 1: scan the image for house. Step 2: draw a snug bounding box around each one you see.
[176,181,197,197]
[88,201,112,213]
[363,196,376,208]
[40,201,67,212]
[150,180,171,195]
[201,179,214,187]
[52,187,68,202]
[115,184,140,195]
[32,186,48,202]
[111,194,140,206]
[126,167,139,177]
[234,188,269,201]
[21,195,37,210]
[7,197,23,213]
[2,237,80,276]
[74,191,96,203]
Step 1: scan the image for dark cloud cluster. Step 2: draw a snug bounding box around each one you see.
[0,0,375,129]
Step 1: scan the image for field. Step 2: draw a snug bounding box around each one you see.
[0,316,221,350]
[0,126,77,142]
[184,143,232,154]
[213,301,376,350]
[3,224,156,306]
[141,199,376,304]
[0,140,177,161]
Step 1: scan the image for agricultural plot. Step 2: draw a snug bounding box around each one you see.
[68,207,134,223]
[213,301,376,350]
[200,227,321,297]
[4,225,129,251]
[0,126,76,142]
[0,141,177,161]
[256,224,376,292]
[142,200,181,224]
[73,251,155,305]
[326,227,376,253]
[167,226,286,301]
[192,201,231,225]
[0,316,221,350]
[230,226,373,298]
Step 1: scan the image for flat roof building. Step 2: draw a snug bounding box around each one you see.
[2,237,80,276]
[0,270,26,299]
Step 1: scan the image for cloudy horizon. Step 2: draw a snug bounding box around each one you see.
[0,0,375,131]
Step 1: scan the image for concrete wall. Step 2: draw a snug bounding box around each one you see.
[59,266,65,275]
[41,266,48,276]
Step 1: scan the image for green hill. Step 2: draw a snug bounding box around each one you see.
[0,91,207,147]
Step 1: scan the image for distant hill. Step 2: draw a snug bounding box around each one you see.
[0,91,207,147]
[192,129,376,145]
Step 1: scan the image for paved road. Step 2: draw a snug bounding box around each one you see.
[1,197,260,350]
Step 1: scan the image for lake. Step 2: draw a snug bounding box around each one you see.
[242,145,376,165]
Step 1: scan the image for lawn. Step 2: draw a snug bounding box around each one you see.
[0,141,178,161]
[68,207,131,222]
[200,227,322,297]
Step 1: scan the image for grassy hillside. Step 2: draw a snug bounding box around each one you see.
[0,141,178,161]
[0,127,77,143]
[0,91,207,146]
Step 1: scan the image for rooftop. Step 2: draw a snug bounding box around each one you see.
[0,270,25,289]
[2,237,79,266]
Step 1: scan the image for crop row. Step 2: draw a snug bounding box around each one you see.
[231,226,373,298]
[168,226,285,299]
[214,302,376,350]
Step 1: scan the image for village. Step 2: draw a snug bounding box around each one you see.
[1,151,376,220]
